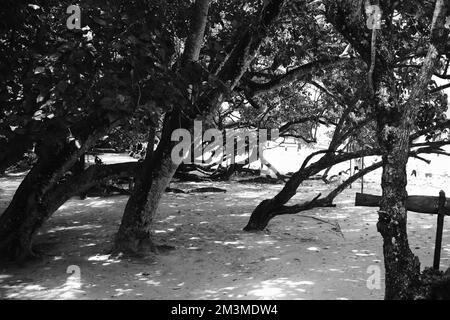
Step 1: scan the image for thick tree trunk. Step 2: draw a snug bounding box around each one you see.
[0,115,120,262]
[113,0,287,256]
[113,0,213,256]
[323,0,448,299]
[0,152,76,261]
[113,155,177,255]
[376,120,421,299]
[0,159,138,262]
[0,164,51,261]
[113,120,179,255]
[375,0,448,299]
[0,121,79,260]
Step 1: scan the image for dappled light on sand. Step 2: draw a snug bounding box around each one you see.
[1,177,449,299]
[247,278,315,299]
[0,272,86,299]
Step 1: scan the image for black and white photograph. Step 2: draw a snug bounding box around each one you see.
[0,0,450,306]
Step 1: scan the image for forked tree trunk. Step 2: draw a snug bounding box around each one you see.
[0,122,81,260]
[244,148,379,231]
[113,0,212,256]
[113,0,287,256]
[0,140,77,261]
[244,160,383,231]
[0,116,120,262]
[0,158,138,262]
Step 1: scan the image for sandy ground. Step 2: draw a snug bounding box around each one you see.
[0,163,450,300]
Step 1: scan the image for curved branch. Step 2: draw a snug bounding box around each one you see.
[245,56,353,96]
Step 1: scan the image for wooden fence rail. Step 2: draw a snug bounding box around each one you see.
[355,191,447,271]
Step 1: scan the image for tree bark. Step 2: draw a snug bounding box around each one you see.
[375,0,447,299]
[113,0,212,256]
[0,115,119,262]
[322,0,448,300]
[244,147,379,231]
[113,118,180,255]
[0,163,51,261]
[244,159,382,231]
[181,0,211,65]
[0,159,138,262]
[113,0,287,256]
[376,116,421,299]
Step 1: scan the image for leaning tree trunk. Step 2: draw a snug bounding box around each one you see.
[0,155,138,262]
[0,131,84,261]
[113,119,179,255]
[113,155,178,255]
[114,0,285,254]
[244,148,379,231]
[0,135,79,261]
[0,118,84,260]
[114,0,213,255]
[113,1,212,256]
[113,0,288,256]
[0,115,117,262]
[0,163,53,261]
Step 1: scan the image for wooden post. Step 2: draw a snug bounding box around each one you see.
[348,145,352,189]
[433,190,446,270]
[360,157,364,194]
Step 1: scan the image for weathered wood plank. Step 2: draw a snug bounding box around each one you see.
[433,191,446,270]
[355,192,450,216]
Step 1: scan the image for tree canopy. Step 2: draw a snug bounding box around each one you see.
[1,0,450,299]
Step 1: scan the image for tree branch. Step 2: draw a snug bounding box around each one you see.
[245,56,353,97]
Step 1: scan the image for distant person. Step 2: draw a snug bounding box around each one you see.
[411,170,417,177]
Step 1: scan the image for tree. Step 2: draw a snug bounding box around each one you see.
[113,0,289,255]
[0,0,174,261]
[323,0,449,299]
[241,1,450,300]
[243,28,450,232]
[112,0,450,261]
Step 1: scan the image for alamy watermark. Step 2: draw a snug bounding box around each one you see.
[171,121,280,167]
[66,5,81,30]
[366,265,381,290]
[66,265,82,289]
